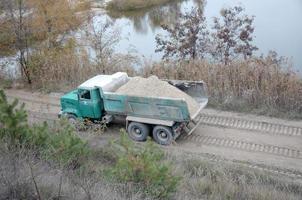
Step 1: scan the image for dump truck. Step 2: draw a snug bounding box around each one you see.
[59,72,208,145]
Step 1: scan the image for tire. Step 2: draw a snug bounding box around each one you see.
[152,125,173,145]
[66,114,77,125]
[127,122,150,142]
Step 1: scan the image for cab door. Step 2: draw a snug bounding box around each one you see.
[78,89,95,118]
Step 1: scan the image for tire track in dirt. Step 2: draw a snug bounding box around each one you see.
[7,93,302,137]
[200,114,302,137]
[185,134,302,159]
[30,109,302,180]
[6,95,60,107]
[27,111,58,121]
[6,90,302,178]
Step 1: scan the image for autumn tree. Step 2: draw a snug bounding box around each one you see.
[28,0,85,48]
[211,6,258,65]
[86,19,121,73]
[0,0,89,84]
[1,0,33,83]
[155,7,209,60]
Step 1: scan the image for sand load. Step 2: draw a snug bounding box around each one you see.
[116,76,200,117]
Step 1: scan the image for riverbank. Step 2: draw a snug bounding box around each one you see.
[106,0,179,11]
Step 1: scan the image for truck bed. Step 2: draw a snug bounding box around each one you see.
[100,79,208,124]
[101,92,191,122]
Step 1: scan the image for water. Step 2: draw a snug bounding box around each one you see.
[98,0,302,73]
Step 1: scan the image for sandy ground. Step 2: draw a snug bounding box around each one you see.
[4,89,302,176]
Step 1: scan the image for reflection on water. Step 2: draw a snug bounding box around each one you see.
[99,0,302,72]
[106,0,184,34]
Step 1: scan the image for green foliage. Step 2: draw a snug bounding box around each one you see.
[42,119,91,168]
[107,130,180,199]
[0,90,30,145]
[0,89,90,168]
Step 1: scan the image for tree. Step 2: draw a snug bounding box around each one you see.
[0,0,88,84]
[1,0,33,84]
[211,6,258,65]
[85,19,120,73]
[155,7,209,60]
[28,0,83,48]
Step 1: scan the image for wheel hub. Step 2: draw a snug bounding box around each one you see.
[133,128,142,136]
[158,131,168,141]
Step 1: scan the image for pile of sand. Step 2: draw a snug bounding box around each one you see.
[116,76,200,117]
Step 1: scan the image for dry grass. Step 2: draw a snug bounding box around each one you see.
[0,143,145,200]
[106,0,178,11]
[173,158,302,200]
[27,43,136,92]
[1,143,301,200]
[141,58,302,119]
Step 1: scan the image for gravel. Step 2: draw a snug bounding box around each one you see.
[116,76,200,117]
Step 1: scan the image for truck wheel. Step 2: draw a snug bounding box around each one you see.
[63,114,79,129]
[152,126,173,145]
[127,122,150,142]
[66,114,77,124]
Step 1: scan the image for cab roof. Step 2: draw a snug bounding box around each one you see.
[78,72,129,92]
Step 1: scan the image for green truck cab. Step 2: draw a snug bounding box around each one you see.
[60,88,103,120]
[59,72,208,145]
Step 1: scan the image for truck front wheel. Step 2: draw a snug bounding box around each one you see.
[152,126,173,145]
[127,122,150,142]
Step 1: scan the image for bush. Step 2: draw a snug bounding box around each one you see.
[106,130,181,199]
[0,89,91,168]
[0,90,30,146]
[41,120,91,168]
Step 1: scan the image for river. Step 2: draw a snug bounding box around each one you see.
[96,0,302,73]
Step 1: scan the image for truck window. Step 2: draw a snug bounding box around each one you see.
[80,90,91,100]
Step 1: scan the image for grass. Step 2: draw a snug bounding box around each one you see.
[1,139,302,200]
[106,0,179,11]
[174,158,302,200]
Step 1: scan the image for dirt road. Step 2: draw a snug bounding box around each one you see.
[5,89,302,179]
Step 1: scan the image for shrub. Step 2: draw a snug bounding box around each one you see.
[106,130,181,199]
[41,119,91,168]
[0,90,30,146]
[0,89,90,168]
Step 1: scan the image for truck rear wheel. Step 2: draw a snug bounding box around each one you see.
[127,122,150,142]
[152,126,173,145]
